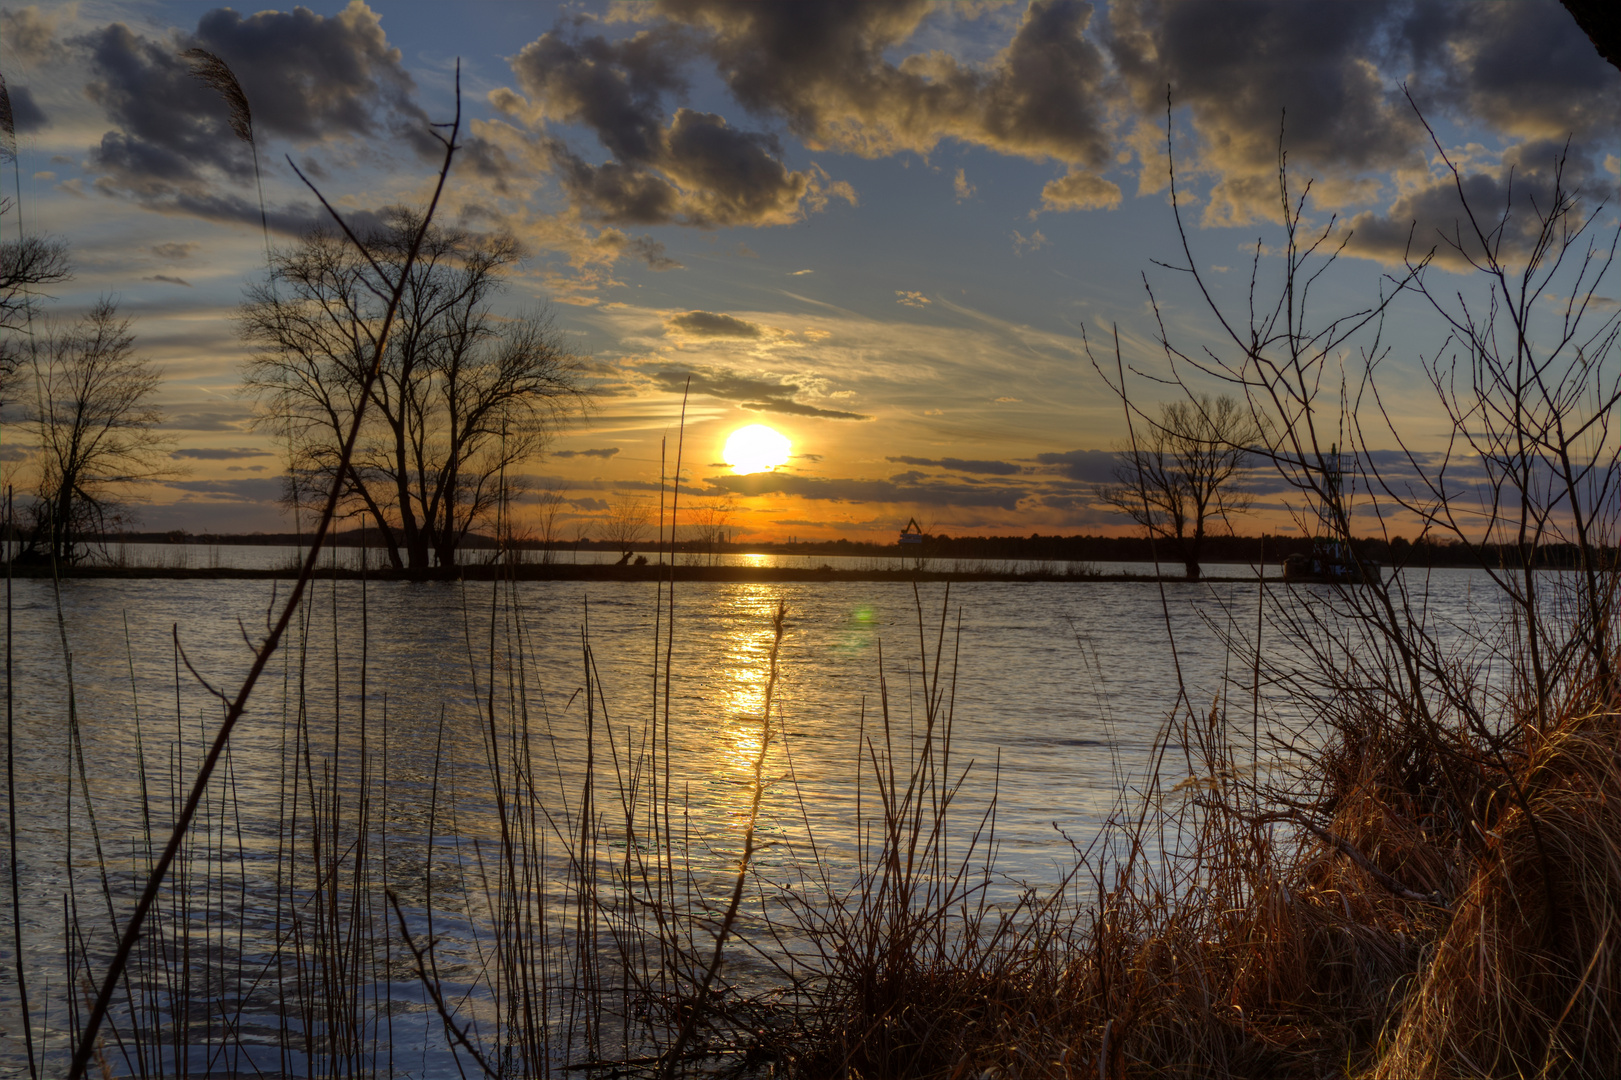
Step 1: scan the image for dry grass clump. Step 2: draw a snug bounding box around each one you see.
[1375,691,1621,1079]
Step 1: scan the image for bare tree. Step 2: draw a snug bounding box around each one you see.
[686,494,736,565]
[1098,394,1261,580]
[529,484,569,565]
[0,208,72,405]
[240,209,589,574]
[599,493,651,565]
[26,299,175,562]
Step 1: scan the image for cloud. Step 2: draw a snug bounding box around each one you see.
[1106,0,1621,228]
[144,274,191,286]
[790,268,813,275]
[1039,170,1120,212]
[665,309,763,338]
[151,241,200,260]
[73,4,485,225]
[172,447,272,460]
[888,455,1023,476]
[506,23,852,228]
[654,364,798,401]
[705,470,1027,510]
[161,476,285,502]
[546,109,833,227]
[165,409,253,432]
[953,167,976,201]
[187,3,429,145]
[739,398,871,420]
[1,7,63,60]
[1011,229,1047,254]
[508,0,1114,228]
[651,363,872,420]
[1036,448,1118,483]
[552,447,621,459]
[895,290,930,308]
[1406,2,1621,143]
[656,0,1114,167]
[1344,138,1615,269]
[1109,0,1423,221]
[4,82,47,134]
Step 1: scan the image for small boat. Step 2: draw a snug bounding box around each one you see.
[1283,542,1382,585]
[899,517,924,546]
[1284,447,1382,585]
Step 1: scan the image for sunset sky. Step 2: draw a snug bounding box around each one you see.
[3,0,1619,541]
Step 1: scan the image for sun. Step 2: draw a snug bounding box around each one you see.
[723,424,792,474]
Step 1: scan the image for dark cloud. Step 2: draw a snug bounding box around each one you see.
[1344,138,1615,269]
[657,0,1113,166]
[151,241,199,260]
[666,309,763,338]
[79,22,259,189]
[888,455,1023,476]
[654,364,794,400]
[569,497,609,511]
[1110,0,1419,220]
[165,409,252,432]
[510,22,839,227]
[188,5,428,145]
[625,234,682,269]
[1105,0,1621,226]
[172,447,272,460]
[162,477,285,501]
[1036,449,1119,483]
[651,363,871,419]
[74,6,494,225]
[740,398,871,420]
[143,274,191,286]
[546,108,823,227]
[1405,1,1621,142]
[553,447,621,459]
[705,470,1027,510]
[101,180,391,238]
[5,82,47,133]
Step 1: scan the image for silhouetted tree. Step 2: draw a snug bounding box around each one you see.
[27,299,174,562]
[0,208,71,404]
[599,493,651,565]
[1098,394,1261,580]
[240,209,588,573]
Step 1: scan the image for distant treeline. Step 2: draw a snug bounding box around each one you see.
[32,528,1616,570]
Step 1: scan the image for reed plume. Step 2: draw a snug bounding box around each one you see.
[0,70,16,162]
[181,49,253,146]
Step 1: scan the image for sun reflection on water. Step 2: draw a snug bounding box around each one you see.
[712,589,785,798]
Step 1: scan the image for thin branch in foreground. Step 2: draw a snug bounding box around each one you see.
[66,62,466,1080]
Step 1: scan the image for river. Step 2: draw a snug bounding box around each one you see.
[0,565,1507,1076]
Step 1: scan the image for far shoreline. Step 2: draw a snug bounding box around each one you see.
[0,562,1279,585]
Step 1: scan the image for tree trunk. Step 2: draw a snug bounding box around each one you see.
[52,483,74,563]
